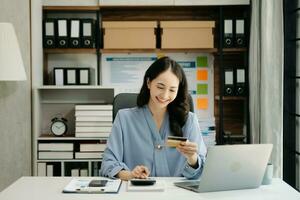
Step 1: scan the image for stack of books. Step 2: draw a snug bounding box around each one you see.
[37,163,56,176]
[38,143,74,160]
[70,168,88,177]
[75,141,106,159]
[75,105,113,138]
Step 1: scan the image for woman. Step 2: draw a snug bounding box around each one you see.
[100,56,206,180]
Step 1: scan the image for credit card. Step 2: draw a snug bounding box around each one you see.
[166,136,187,147]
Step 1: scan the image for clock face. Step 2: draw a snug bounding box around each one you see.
[51,121,66,136]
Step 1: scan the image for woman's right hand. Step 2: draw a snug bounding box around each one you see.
[131,165,150,179]
[117,165,150,181]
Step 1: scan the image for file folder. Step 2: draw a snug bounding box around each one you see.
[81,19,94,48]
[43,19,56,48]
[65,68,77,85]
[70,19,81,48]
[223,19,233,48]
[53,68,64,86]
[224,68,234,96]
[78,68,90,85]
[235,19,245,47]
[57,19,69,48]
[235,68,246,96]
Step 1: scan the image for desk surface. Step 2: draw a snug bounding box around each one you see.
[0,177,299,200]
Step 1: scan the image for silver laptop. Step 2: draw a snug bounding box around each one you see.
[175,144,273,193]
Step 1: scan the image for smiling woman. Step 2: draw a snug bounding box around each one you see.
[100,56,207,181]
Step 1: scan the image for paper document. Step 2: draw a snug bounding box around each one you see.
[127,180,165,192]
[63,178,122,193]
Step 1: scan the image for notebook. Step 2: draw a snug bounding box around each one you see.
[174,144,273,193]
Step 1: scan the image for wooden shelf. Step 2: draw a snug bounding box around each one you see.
[45,48,218,54]
[43,6,99,11]
[37,85,114,90]
[215,96,246,100]
[101,48,218,54]
[38,134,108,140]
[223,134,246,138]
[223,48,247,52]
[44,48,97,54]
[37,159,102,162]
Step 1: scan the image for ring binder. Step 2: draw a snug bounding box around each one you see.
[224,67,234,96]
[70,19,81,48]
[57,19,69,48]
[43,19,57,48]
[81,19,94,48]
[235,19,245,47]
[223,19,233,48]
[235,68,246,96]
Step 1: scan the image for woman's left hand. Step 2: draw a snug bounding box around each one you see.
[176,140,198,167]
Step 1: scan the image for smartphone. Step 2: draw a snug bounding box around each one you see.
[130,179,156,186]
[166,136,187,147]
[88,180,108,187]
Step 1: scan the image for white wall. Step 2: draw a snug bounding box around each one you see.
[0,0,31,191]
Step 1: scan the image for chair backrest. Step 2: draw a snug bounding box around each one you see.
[112,93,194,121]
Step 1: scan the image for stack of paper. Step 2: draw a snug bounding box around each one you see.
[75,140,107,159]
[127,180,165,192]
[75,104,113,138]
[38,143,74,160]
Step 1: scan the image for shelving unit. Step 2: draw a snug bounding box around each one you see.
[32,1,251,176]
[215,5,250,144]
[32,86,114,176]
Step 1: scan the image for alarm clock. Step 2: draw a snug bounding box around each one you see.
[50,117,67,136]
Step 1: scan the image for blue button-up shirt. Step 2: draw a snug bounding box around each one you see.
[100,105,207,179]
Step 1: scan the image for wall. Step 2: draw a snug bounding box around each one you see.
[0,0,31,191]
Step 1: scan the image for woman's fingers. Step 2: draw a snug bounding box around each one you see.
[131,165,150,179]
[177,141,198,157]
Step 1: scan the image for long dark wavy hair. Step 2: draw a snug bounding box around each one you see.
[137,56,190,137]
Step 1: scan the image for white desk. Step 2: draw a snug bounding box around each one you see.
[0,177,299,200]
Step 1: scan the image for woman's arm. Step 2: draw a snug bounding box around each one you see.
[99,112,130,178]
[180,113,207,179]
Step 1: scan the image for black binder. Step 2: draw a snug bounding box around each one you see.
[224,67,234,96]
[235,68,246,96]
[65,68,77,85]
[223,19,233,48]
[78,68,90,85]
[43,19,57,48]
[70,19,81,48]
[57,19,69,48]
[235,19,246,47]
[81,19,94,48]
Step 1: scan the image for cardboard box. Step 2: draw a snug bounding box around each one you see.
[103,21,157,49]
[160,21,215,49]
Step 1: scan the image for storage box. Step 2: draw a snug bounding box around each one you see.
[103,21,157,49]
[160,21,215,49]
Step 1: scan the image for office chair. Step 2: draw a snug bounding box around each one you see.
[113,93,194,121]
